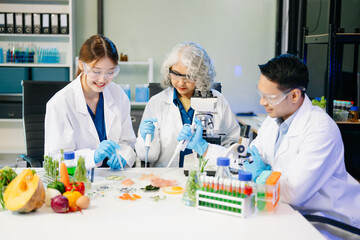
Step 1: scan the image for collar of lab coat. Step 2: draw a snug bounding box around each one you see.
[73,74,116,114]
[273,94,312,158]
[72,74,117,143]
[284,94,313,137]
[157,87,185,131]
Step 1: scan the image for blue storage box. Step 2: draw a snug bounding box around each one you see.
[0,67,30,93]
[31,67,69,81]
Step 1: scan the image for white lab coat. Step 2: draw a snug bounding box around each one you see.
[135,87,240,167]
[45,74,136,169]
[207,95,360,229]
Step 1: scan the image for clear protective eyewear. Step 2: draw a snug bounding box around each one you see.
[169,67,194,83]
[83,62,120,80]
[257,88,292,105]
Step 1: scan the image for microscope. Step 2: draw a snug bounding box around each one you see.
[191,90,223,145]
[225,125,252,172]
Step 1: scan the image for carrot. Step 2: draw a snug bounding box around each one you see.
[60,162,70,186]
[132,194,141,199]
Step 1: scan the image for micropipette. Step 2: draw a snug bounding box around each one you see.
[166,123,196,168]
[144,134,151,168]
[116,149,124,171]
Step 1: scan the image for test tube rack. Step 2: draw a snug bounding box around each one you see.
[255,171,281,213]
[196,190,255,218]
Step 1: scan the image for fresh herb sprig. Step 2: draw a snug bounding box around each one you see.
[198,156,209,173]
[141,184,160,192]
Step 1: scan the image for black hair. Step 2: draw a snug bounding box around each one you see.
[258,54,309,94]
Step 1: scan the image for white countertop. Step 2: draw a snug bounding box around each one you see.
[0,168,325,240]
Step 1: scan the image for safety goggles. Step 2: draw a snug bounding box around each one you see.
[257,88,292,105]
[83,62,120,80]
[169,67,194,83]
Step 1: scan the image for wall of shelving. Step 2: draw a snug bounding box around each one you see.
[0,0,75,164]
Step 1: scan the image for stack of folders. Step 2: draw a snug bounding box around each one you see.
[0,13,69,34]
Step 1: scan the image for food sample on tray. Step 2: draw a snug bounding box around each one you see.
[151,177,177,188]
[121,178,135,186]
[162,186,184,195]
[140,173,156,181]
[106,175,125,181]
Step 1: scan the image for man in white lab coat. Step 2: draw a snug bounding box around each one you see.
[179,54,360,239]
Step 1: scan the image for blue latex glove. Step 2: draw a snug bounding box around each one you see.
[177,117,209,156]
[94,140,120,164]
[107,153,127,169]
[139,118,158,141]
[243,146,271,181]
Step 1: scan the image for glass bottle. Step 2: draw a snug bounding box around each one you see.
[63,151,76,177]
[215,157,232,180]
[348,106,359,122]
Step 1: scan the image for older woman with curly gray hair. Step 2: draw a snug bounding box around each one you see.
[135,41,240,167]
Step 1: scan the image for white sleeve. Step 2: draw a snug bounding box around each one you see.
[44,100,97,169]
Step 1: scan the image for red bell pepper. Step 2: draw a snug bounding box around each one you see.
[65,181,85,195]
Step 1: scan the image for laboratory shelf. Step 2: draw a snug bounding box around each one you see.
[305,33,360,44]
[0,119,22,123]
[130,102,147,106]
[0,34,69,39]
[118,61,150,65]
[0,1,70,14]
[0,63,70,68]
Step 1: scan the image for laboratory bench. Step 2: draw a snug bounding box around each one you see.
[0,167,325,240]
[236,114,267,140]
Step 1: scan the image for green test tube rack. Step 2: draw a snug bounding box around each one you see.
[196,190,255,218]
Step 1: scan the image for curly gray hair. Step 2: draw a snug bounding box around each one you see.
[160,41,216,94]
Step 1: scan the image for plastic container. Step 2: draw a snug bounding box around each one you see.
[135,84,149,102]
[121,84,131,101]
[255,171,281,213]
[215,157,232,180]
[347,106,359,122]
[333,109,348,122]
[63,151,76,176]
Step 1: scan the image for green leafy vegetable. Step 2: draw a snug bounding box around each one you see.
[312,96,326,109]
[0,166,17,210]
[141,185,160,191]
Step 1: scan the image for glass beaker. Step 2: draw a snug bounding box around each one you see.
[74,156,92,191]
[182,170,200,207]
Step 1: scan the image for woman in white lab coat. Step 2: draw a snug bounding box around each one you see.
[135,41,240,167]
[45,35,136,169]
